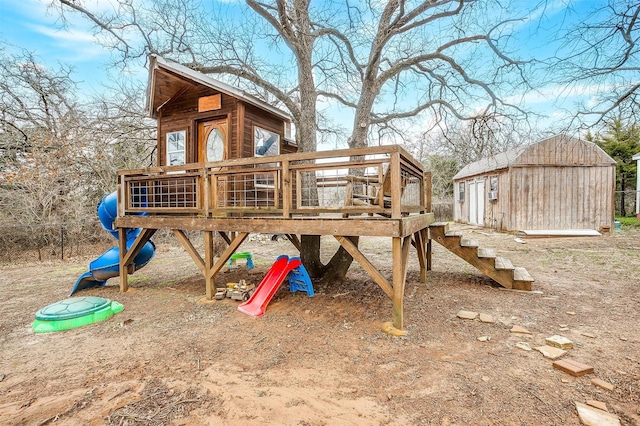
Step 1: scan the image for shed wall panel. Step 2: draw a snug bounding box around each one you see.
[509,165,614,230]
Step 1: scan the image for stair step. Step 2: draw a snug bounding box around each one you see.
[430,222,450,228]
[494,257,515,270]
[445,230,463,237]
[460,238,479,248]
[513,267,534,282]
[477,247,496,258]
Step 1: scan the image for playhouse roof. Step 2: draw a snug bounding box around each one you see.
[147,55,291,121]
[453,135,616,180]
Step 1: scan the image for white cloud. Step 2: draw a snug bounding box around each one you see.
[29,24,106,60]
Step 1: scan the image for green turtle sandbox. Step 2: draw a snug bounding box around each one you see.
[32,296,124,333]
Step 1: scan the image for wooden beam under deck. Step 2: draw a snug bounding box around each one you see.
[115,213,434,238]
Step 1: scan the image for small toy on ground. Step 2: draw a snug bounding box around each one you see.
[32,296,124,333]
[214,287,227,300]
[227,280,256,301]
[228,252,254,271]
[215,280,255,301]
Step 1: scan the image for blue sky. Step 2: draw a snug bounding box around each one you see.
[0,0,141,95]
[0,0,615,136]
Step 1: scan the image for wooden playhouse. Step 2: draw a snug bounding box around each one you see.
[112,55,533,333]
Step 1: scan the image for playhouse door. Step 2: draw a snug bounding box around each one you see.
[198,119,228,208]
[198,119,228,163]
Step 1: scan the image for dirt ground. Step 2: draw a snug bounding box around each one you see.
[0,224,639,425]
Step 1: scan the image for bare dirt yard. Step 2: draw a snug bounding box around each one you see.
[1,225,639,425]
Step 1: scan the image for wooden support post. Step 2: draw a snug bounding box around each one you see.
[424,171,432,213]
[390,153,402,219]
[282,159,291,218]
[204,231,215,300]
[173,229,205,273]
[203,168,210,217]
[426,231,432,271]
[118,228,128,293]
[413,230,427,283]
[334,236,393,298]
[388,236,411,335]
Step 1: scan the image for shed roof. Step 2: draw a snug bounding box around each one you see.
[453,135,616,180]
[147,55,291,121]
[453,146,525,180]
[633,152,640,160]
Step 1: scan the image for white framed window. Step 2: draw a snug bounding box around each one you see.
[458,182,465,202]
[166,130,186,166]
[254,126,280,188]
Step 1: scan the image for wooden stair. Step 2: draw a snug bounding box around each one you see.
[429,222,534,290]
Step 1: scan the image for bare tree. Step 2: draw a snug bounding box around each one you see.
[0,49,156,255]
[49,0,536,279]
[550,0,640,125]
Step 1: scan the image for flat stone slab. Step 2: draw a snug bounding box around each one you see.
[586,400,608,412]
[510,325,532,334]
[534,345,567,360]
[546,335,574,349]
[591,378,614,391]
[457,310,478,320]
[479,313,495,323]
[477,336,490,342]
[575,402,620,426]
[553,359,594,376]
[516,342,532,351]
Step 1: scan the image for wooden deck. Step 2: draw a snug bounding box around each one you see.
[114,145,434,333]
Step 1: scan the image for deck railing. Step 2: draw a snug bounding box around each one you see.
[118,145,430,219]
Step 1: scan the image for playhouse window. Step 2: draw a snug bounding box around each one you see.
[254,126,280,188]
[166,130,186,166]
[458,182,465,202]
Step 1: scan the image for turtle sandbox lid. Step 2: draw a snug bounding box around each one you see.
[33,296,124,333]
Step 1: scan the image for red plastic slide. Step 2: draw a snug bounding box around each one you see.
[238,256,301,317]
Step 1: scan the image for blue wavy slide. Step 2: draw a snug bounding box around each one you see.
[69,191,155,296]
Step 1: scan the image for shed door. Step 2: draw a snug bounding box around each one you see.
[476,180,485,226]
[469,182,477,224]
[468,180,485,226]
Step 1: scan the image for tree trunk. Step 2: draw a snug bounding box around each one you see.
[300,235,358,280]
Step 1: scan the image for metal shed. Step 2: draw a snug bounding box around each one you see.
[453,135,616,232]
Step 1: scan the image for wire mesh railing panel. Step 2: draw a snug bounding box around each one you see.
[128,176,199,210]
[214,171,278,209]
[400,170,422,207]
